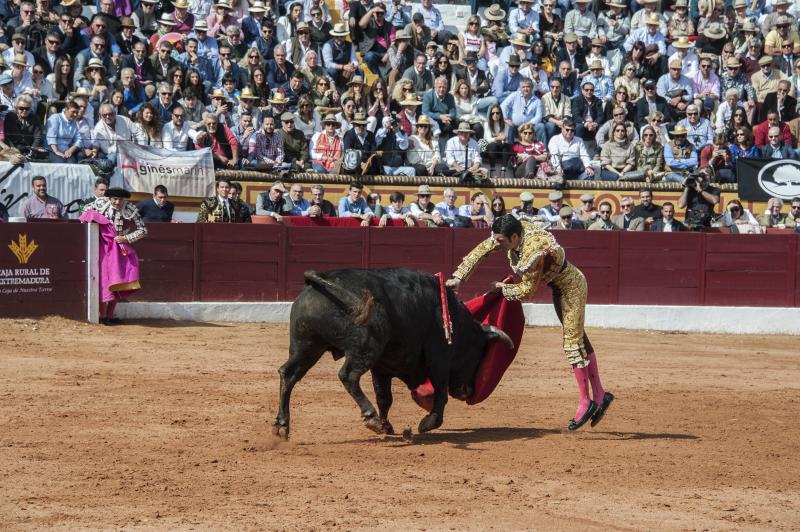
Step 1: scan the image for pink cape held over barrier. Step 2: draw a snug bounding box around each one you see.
[79,210,141,302]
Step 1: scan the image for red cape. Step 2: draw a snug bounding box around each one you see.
[411,285,525,411]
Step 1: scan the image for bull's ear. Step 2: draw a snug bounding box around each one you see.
[480,323,514,349]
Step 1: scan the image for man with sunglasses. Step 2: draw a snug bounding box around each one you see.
[751,55,788,105]
[4,94,45,158]
[787,197,800,228]
[692,54,720,113]
[677,104,713,151]
[308,7,332,47]
[635,79,668,129]
[753,109,792,149]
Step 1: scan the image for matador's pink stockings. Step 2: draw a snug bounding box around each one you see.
[572,365,592,420]
[586,352,606,404]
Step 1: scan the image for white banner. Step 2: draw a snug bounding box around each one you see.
[0,162,99,219]
[116,143,215,198]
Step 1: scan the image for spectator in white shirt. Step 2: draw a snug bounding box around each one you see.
[379,191,415,226]
[547,118,595,180]
[445,121,487,181]
[93,103,143,163]
[162,104,204,150]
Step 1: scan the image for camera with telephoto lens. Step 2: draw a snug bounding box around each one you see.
[388,112,399,129]
[684,176,696,188]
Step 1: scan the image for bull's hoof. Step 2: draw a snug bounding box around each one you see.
[380,418,395,435]
[364,415,385,434]
[418,413,442,433]
[272,422,289,440]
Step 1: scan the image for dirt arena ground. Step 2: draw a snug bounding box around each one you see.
[1,317,798,530]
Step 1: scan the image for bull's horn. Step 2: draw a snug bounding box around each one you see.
[481,324,515,349]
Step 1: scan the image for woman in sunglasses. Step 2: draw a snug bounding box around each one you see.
[633,125,666,183]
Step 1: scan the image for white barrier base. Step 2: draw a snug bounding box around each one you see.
[116,302,800,335]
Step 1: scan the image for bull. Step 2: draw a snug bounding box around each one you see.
[273,269,514,439]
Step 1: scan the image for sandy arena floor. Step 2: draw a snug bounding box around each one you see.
[0,317,798,530]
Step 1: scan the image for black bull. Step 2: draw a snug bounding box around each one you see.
[273,269,514,439]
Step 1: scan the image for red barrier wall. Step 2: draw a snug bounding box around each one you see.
[131,224,800,307]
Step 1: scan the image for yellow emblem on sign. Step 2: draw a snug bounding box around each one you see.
[8,234,38,264]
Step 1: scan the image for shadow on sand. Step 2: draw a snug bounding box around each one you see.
[332,427,699,448]
[334,426,561,449]
[583,431,700,441]
[119,319,231,328]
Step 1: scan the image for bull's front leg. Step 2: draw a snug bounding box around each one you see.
[418,373,447,433]
[339,358,384,434]
[370,370,394,435]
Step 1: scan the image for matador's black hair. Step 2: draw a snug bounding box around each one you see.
[492,214,522,239]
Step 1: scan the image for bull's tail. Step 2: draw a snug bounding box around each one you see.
[303,271,374,326]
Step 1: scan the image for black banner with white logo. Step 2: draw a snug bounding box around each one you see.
[737,157,800,201]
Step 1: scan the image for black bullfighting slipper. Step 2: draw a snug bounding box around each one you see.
[590,392,615,428]
[567,400,597,431]
[108,318,123,325]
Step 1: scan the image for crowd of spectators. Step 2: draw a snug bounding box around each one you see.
[6,0,800,185]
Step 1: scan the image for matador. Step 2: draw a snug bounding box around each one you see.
[447,215,614,430]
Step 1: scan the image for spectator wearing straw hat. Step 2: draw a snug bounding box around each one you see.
[187,20,220,60]
[720,56,756,122]
[751,55,788,104]
[657,59,693,123]
[310,113,342,172]
[668,36,698,78]
[322,22,360,87]
[564,0,597,49]
[624,13,666,57]
[597,0,630,50]
[74,34,114,86]
[278,112,309,169]
[663,124,698,183]
[584,59,613,103]
[169,0,196,33]
[206,0,237,39]
[241,1,267,46]
[342,111,382,175]
[445,121,486,182]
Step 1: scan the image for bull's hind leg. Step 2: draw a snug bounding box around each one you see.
[370,370,394,435]
[339,358,384,434]
[274,343,326,440]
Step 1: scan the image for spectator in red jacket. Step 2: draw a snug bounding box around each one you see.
[753,110,792,148]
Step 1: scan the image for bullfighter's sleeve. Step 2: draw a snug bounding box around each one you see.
[500,257,544,301]
[124,208,148,243]
[452,236,500,281]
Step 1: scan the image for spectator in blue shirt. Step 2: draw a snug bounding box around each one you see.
[491,55,522,105]
[422,76,457,136]
[338,180,374,226]
[46,100,81,163]
[500,77,542,144]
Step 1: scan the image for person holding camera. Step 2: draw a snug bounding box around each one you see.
[376,114,415,176]
[677,166,720,230]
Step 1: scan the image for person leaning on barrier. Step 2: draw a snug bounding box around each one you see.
[256,181,291,221]
[136,184,175,223]
[511,191,539,221]
[434,187,458,223]
[612,197,645,231]
[337,180,374,227]
[379,191,416,227]
[758,197,796,229]
[574,193,597,226]
[409,183,446,227]
[632,188,662,226]
[588,201,620,231]
[198,179,252,223]
[307,184,337,217]
[376,114,416,177]
[650,202,687,232]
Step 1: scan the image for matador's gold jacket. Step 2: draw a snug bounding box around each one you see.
[452,220,566,301]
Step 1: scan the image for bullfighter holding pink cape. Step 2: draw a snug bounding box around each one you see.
[80,188,147,325]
